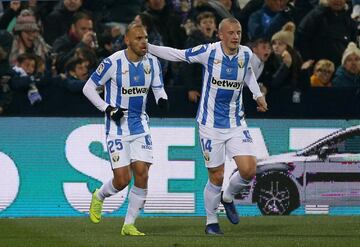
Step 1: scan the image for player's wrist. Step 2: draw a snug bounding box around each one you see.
[253,93,263,101]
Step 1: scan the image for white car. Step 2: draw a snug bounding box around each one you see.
[235,125,360,215]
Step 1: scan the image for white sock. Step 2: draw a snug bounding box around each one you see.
[204,180,222,225]
[124,186,147,225]
[96,179,119,201]
[222,171,251,203]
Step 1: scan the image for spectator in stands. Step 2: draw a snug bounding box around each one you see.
[247,0,294,41]
[0,45,12,114]
[63,56,89,93]
[0,0,21,31]
[44,0,83,45]
[333,42,360,87]
[259,22,310,102]
[296,0,357,67]
[52,11,98,73]
[143,0,187,48]
[74,46,98,74]
[82,0,144,38]
[249,38,272,95]
[181,11,218,106]
[250,38,271,80]
[310,59,335,87]
[11,53,42,105]
[9,9,50,66]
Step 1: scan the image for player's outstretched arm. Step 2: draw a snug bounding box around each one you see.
[148,44,186,62]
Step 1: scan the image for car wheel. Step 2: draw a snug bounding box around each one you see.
[253,172,299,215]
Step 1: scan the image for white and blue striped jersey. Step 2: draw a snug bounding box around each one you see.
[83,50,167,138]
[148,42,262,129]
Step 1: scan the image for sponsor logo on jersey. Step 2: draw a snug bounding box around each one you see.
[121,86,149,96]
[211,77,242,90]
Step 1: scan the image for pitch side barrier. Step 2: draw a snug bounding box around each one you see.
[0,118,359,217]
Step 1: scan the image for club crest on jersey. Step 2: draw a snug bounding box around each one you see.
[226,68,232,74]
[144,64,151,74]
[238,59,245,68]
[96,63,105,75]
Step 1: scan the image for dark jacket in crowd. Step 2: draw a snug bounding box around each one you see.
[52,34,87,73]
[144,4,186,48]
[44,2,83,45]
[296,5,357,67]
[332,66,360,88]
[248,3,294,42]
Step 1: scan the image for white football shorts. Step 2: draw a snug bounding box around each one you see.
[199,124,257,168]
[106,133,153,169]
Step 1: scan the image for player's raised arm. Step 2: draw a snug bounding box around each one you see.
[148,43,186,62]
[149,43,211,65]
[83,58,113,112]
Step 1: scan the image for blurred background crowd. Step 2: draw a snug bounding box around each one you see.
[0,0,359,118]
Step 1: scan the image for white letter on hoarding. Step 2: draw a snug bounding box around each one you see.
[145,127,195,213]
[64,124,127,214]
[0,152,19,212]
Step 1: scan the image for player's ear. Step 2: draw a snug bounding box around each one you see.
[124,34,130,46]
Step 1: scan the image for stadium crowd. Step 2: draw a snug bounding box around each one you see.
[0,0,359,117]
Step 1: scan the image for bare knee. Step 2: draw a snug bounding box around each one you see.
[113,173,131,190]
[208,165,224,186]
[235,156,256,180]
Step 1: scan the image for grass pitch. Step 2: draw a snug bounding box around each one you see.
[1,216,360,247]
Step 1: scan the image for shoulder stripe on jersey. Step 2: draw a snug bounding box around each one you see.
[185,44,208,62]
[128,62,145,135]
[157,59,164,86]
[91,58,112,86]
[105,78,112,135]
[235,86,243,126]
[116,59,123,135]
[242,51,250,80]
[149,57,155,85]
[200,48,216,125]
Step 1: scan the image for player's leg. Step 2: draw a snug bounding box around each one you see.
[223,156,256,202]
[199,125,226,235]
[221,128,257,223]
[121,134,153,236]
[89,136,131,223]
[204,165,224,235]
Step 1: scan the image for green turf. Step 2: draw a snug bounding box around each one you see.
[0,216,360,247]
